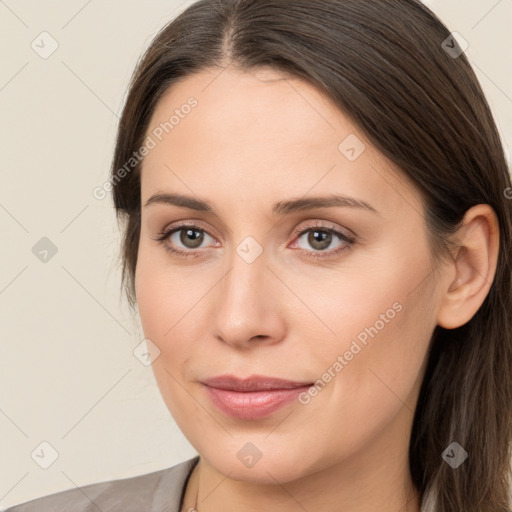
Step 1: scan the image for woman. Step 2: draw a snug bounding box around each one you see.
[6,0,511,511]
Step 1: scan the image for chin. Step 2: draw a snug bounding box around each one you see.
[193,435,323,484]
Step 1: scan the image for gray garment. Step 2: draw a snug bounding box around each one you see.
[4,456,200,512]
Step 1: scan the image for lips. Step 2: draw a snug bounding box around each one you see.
[200,374,313,420]
[201,374,312,391]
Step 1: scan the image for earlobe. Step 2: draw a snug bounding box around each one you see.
[436,204,500,330]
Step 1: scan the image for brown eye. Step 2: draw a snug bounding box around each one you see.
[291,223,356,259]
[296,228,346,252]
[154,224,217,257]
[305,230,333,251]
[178,227,205,249]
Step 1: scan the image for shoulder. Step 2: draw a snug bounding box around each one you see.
[3,455,200,512]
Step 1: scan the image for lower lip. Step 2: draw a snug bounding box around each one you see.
[202,384,311,420]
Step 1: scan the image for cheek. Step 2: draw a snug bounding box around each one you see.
[135,246,185,358]
[297,239,436,426]
[135,255,203,424]
[134,246,212,373]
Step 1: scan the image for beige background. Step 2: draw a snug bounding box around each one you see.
[1,0,511,509]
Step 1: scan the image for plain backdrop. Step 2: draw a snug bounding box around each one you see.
[1,0,511,509]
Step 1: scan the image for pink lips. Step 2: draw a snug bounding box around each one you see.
[201,375,312,420]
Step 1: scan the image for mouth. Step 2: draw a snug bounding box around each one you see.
[200,374,313,420]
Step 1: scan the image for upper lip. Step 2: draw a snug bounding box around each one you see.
[201,374,313,392]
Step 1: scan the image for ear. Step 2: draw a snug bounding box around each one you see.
[437,204,500,329]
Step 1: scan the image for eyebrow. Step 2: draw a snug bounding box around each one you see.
[143,192,380,216]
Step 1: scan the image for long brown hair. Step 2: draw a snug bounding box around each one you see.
[109,1,512,510]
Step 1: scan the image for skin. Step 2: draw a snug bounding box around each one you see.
[134,65,499,512]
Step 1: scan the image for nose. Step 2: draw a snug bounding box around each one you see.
[212,247,286,350]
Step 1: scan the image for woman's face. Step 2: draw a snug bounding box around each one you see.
[135,66,443,483]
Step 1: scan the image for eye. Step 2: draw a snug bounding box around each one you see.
[152,224,217,258]
[290,222,355,258]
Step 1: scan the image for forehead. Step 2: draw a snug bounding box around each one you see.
[146,65,345,153]
[140,66,421,217]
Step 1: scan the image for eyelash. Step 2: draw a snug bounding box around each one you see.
[152,222,356,260]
